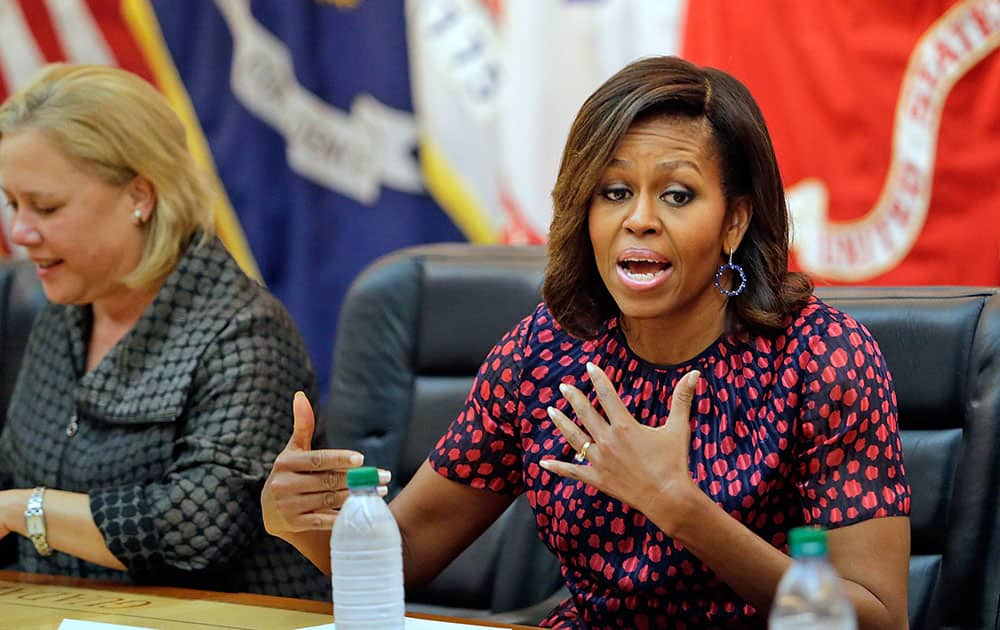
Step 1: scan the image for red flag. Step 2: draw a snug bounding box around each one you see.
[684,0,1000,284]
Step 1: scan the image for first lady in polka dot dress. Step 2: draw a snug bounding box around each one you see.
[263,56,911,628]
[0,65,327,599]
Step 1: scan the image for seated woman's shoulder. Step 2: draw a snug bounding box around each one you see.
[780,295,889,388]
[786,294,873,343]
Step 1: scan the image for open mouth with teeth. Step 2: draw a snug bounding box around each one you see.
[618,258,672,282]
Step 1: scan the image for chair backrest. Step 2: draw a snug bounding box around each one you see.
[324,243,563,621]
[325,243,1000,628]
[0,258,46,568]
[0,259,46,429]
[815,286,1000,630]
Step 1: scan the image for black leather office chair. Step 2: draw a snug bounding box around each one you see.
[814,286,1000,630]
[323,244,565,622]
[325,243,1000,628]
[0,258,47,568]
[0,258,45,431]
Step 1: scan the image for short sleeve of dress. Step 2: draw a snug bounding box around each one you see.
[794,310,911,528]
[427,308,537,496]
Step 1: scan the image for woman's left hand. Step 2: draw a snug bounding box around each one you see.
[539,362,702,535]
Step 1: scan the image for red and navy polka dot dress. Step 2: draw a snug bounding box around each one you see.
[429,296,910,628]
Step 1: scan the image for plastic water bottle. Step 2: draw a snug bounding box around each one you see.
[331,466,404,629]
[769,526,857,630]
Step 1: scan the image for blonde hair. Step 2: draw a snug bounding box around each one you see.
[0,64,214,288]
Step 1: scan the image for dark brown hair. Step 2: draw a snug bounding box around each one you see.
[543,55,812,339]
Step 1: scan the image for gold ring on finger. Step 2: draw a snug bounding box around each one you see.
[574,441,592,463]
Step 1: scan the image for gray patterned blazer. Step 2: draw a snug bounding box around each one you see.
[0,236,329,600]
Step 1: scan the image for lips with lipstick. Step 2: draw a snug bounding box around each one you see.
[616,250,672,290]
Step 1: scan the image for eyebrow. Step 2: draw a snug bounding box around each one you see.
[607,158,702,175]
[0,186,54,201]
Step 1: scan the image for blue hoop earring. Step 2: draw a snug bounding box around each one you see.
[715,249,746,297]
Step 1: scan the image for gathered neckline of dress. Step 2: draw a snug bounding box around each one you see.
[601,315,745,375]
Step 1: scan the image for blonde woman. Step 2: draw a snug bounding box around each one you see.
[0,64,327,599]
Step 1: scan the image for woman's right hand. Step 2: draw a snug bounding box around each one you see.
[262,391,388,540]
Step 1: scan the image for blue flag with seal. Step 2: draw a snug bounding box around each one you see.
[151,0,464,397]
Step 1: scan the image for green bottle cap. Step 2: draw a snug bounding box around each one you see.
[346,466,379,488]
[788,526,828,558]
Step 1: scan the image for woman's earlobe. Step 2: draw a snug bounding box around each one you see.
[127,175,157,214]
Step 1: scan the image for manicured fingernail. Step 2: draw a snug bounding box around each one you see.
[539,460,552,470]
[586,362,598,378]
[559,383,570,396]
[687,370,701,386]
[349,453,363,466]
[377,486,388,497]
[547,406,559,420]
[378,469,392,484]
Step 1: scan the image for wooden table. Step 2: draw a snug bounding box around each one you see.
[0,570,536,629]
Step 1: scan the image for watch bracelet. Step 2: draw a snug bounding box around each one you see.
[24,486,53,557]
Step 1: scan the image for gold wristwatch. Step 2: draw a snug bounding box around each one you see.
[24,487,52,557]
